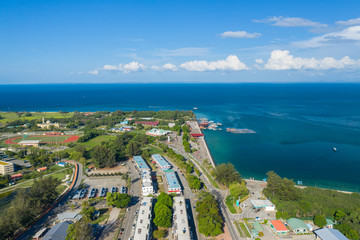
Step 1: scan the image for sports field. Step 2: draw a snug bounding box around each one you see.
[4,135,79,144]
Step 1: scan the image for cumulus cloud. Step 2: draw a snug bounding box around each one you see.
[336,17,360,26]
[220,31,261,39]
[88,69,99,75]
[180,55,248,71]
[151,63,178,71]
[262,50,360,70]
[254,16,327,28]
[295,25,360,48]
[102,61,146,73]
[255,59,264,64]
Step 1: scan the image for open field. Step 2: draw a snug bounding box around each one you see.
[72,135,116,149]
[0,111,74,124]
[3,135,79,144]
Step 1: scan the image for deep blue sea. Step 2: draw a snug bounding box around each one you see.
[1,83,360,192]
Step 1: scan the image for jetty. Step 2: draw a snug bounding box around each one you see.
[226,128,256,134]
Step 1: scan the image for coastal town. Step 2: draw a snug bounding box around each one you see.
[0,110,358,240]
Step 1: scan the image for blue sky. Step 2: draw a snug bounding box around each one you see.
[1,0,360,83]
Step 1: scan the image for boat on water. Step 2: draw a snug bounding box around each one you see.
[333,147,337,152]
[226,128,256,134]
[193,107,198,110]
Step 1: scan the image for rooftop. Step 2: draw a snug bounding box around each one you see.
[42,221,71,240]
[133,156,150,170]
[164,170,181,189]
[152,154,171,168]
[134,197,152,240]
[173,197,191,240]
[253,221,263,232]
[270,220,289,232]
[287,218,309,230]
[0,160,12,166]
[314,228,349,240]
[19,140,41,144]
[250,199,274,208]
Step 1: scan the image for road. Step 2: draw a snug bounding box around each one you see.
[16,161,83,240]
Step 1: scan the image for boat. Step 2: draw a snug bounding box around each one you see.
[226,128,256,134]
[193,107,198,110]
[333,147,337,152]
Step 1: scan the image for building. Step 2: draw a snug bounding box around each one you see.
[44,132,64,135]
[134,121,159,126]
[307,223,314,231]
[168,123,176,128]
[146,128,171,137]
[287,218,309,234]
[33,228,48,240]
[172,197,191,240]
[134,197,153,240]
[57,211,82,222]
[37,167,47,172]
[10,173,23,181]
[270,220,289,235]
[133,156,150,172]
[190,133,204,138]
[314,228,349,240]
[18,140,41,147]
[326,219,335,228]
[37,118,61,129]
[42,221,72,240]
[57,162,66,167]
[250,199,275,211]
[164,170,181,194]
[252,221,263,237]
[152,154,171,170]
[0,161,14,175]
[141,170,154,196]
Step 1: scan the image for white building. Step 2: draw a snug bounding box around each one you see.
[141,170,154,196]
[250,199,275,211]
[0,161,14,175]
[173,197,191,240]
[134,197,153,240]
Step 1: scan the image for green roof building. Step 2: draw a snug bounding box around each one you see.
[287,218,309,234]
[326,219,335,228]
[253,222,263,232]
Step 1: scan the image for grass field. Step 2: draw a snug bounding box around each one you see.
[0,112,74,124]
[74,135,116,149]
[12,135,70,143]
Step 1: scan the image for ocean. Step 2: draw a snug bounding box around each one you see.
[1,83,360,191]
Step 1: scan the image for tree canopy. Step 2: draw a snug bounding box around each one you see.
[214,163,241,186]
[106,193,131,208]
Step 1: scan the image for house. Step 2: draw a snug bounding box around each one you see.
[42,221,71,240]
[270,220,289,235]
[10,173,23,181]
[151,154,171,170]
[0,161,14,175]
[18,140,41,147]
[146,129,171,137]
[326,219,335,228]
[250,199,275,211]
[314,228,349,240]
[173,197,191,240]
[37,167,47,172]
[134,197,153,240]
[287,218,309,234]
[190,133,204,138]
[57,162,66,167]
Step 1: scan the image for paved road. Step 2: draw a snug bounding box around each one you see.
[16,161,83,240]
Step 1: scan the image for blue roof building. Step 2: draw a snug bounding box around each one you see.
[164,170,181,193]
[152,154,171,170]
[42,221,71,240]
[133,156,149,171]
[314,228,349,240]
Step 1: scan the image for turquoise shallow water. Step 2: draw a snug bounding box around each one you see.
[1,83,360,191]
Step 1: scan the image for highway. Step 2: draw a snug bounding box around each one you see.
[16,161,83,240]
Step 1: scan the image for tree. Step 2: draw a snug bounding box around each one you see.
[106,193,131,208]
[214,163,241,186]
[91,145,116,168]
[156,193,173,208]
[314,215,327,228]
[66,219,93,240]
[196,192,223,236]
[263,171,301,201]
[229,182,248,199]
[126,141,142,156]
[153,203,172,227]
[187,175,201,190]
[153,229,167,239]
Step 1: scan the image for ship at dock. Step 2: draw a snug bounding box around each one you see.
[226,128,256,134]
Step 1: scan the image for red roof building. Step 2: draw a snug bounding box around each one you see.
[37,167,47,172]
[134,121,159,126]
[44,132,64,135]
[11,173,23,180]
[270,220,289,235]
[191,133,204,138]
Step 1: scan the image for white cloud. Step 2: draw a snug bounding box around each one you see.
[255,59,264,64]
[153,47,209,57]
[102,62,146,73]
[336,17,360,26]
[295,25,360,48]
[88,69,99,75]
[263,50,360,70]
[221,31,261,39]
[180,55,248,71]
[255,16,327,28]
[151,63,178,71]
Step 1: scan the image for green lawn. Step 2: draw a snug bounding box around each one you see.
[226,196,237,214]
[0,111,74,124]
[73,135,116,149]
[235,221,246,238]
[239,222,251,238]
